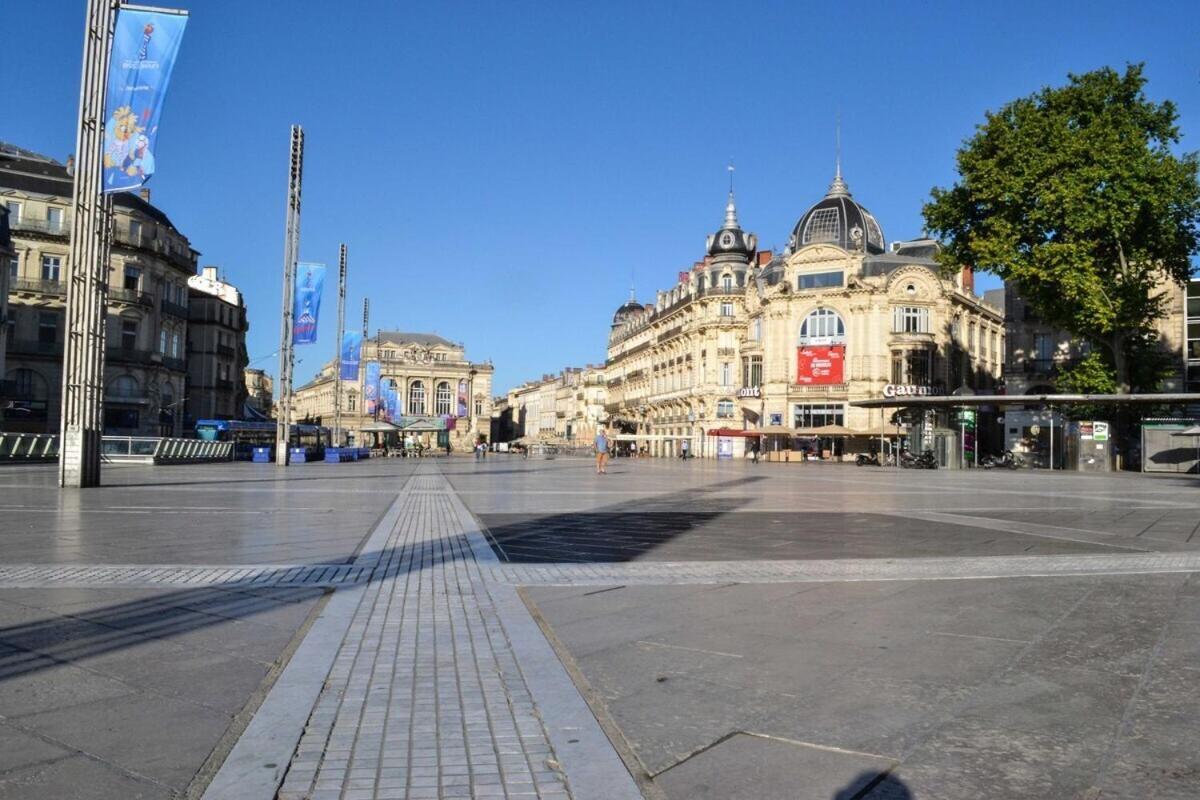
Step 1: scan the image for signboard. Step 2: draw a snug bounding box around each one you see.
[717,437,733,460]
[339,332,362,380]
[102,8,188,193]
[457,380,468,417]
[796,345,844,385]
[737,387,761,398]
[364,361,380,415]
[1093,422,1109,442]
[769,413,783,426]
[882,384,944,398]
[292,262,326,344]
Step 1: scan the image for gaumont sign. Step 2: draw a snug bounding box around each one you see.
[882,384,945,398]
[737,387,761,398]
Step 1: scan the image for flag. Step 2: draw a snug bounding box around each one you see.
[292,262,326,344]
[457,380,468,417]
[364,361,380,415]
[102,8,188,193]
[339,332,362,380]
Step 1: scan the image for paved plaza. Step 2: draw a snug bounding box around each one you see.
[0,458,1198,798]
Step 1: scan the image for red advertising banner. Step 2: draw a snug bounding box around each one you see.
[796,345,845,385]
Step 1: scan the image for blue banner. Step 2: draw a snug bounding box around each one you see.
[102,9,188,194]
[339,332,362,380]
[292,262,326,345]
[364,362,380,416]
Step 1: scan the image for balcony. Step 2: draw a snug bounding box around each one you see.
[161,298,189,319]
[164,356,187,372]
[109,286,153,307]
[10,278,66,296]
[8,339,62,357]
[11,216,70,237]
[107,347,161,366]
[215,378,234,390]
[717,348,736,356]
[216,343,236,357]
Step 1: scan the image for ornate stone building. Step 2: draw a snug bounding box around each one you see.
[244,368,274,417]
[185,266,249,426]
[290,331,493,451]
[498,365,607,444]
[2,143,196,436]
[606,169,1005,458]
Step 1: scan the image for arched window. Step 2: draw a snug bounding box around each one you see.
[408,380,426,415]
[109,375,140,398]
[435,381,452,415]
[7,368,47,400]
[722,274,733,291]
[798,308,845,344]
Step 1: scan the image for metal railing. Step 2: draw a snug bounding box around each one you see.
[8,339,62,356]
[11,217,70,236]
[0,433,233,464]
[161,298,189,318]
[10,278,66,295]
[109,286,153,306]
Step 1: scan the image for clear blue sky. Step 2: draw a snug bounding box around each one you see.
[7,0,1199,393]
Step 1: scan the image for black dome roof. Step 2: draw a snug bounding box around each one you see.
[612,298,643,326]
[790,172,885,255]
[705,192,756,260]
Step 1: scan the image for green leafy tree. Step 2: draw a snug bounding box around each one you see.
[924,64,1200,393]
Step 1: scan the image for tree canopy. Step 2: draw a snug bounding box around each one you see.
[924,64,1200,392]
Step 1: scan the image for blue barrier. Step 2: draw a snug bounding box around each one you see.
[289,447,308,464]
[252,446,271,463]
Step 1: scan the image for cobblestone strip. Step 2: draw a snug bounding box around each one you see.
[0,563,369,588]
[277,465,573,800]
[486,551,1200,586]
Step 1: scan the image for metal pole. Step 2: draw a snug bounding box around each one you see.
[1049,406,1054,471]
[333,243,347,446]
[60,0,119,488]
[275,125,304,466]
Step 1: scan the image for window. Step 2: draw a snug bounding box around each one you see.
[720,362,732,386]
[129,220,142,242]
[742,355,762,387]
[121,320,137,350]
[171,331,181,357]
[891,349,931,385]
[4,201,21,223]
[348,395,357,412]
[750,318,762,341]
[475,399,483,416]
[892,306,930,333]
[104,408,139,431]
[7,256,17,282]
[802,207,840,245]
[159,329,168,353]
[1033,333,1054,361]
[798,308,845,343]
[408,381,426,415]
[968,322,977,354]
[9,368,45,400]
[722,275,733,291]
[794,403,845,429]
[41,255,62,282]
[720,302,734,317]
[435,381,452,415]
[797,271,844,290]
[38,312,57,344]
[110,375,139,398]
[46,207,63,233]
[716,399,735,418]
[124,266,140,292]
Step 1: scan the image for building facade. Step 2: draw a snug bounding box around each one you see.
[606,171,1005,459]
[2,143,197,436]
[244,368,274,417]
[185,266,249,426]
[498,365,607,445]
[290,331,493,451]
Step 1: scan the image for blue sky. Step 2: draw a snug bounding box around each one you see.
[7,0,1199,393]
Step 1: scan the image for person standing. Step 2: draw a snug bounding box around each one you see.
[594,428,609,474]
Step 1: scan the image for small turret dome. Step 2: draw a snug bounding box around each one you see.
[705,191,756,261]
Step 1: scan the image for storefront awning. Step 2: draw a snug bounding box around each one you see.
[706,428,761,438]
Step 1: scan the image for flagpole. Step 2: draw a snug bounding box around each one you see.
[275,125,303,466]
[333,243,346,446]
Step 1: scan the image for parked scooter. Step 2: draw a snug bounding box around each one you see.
[981,450,1021,470]
[855,452,882,467]
[900,449,938,469]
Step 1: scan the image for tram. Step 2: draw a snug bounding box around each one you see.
[195,420,328,461]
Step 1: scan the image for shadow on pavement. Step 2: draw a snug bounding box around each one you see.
[832,771,913,799]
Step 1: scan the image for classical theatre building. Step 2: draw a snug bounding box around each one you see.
[606,169,1004,459]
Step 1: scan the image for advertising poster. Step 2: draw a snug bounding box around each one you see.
[717,437,733,460]
[364,361,380,415]
[796,345,845,385]
[292,262,326,344]
[457,380,468,417]
[339,332,362,380]
[102,8,188,193]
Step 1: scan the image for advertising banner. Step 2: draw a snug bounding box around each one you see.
[796,345,845,385]
[364,361,380,416]
[457,380,468,417]
[339,332,362,380]
[292,262,326,344]
[380,383,392,422]
[386,384,400,423]
[102,8,188,193]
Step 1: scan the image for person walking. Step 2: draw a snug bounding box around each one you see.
[751,438,760,464]
[594,428,609,474]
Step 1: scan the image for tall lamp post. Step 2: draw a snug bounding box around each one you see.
[275,125,304,466]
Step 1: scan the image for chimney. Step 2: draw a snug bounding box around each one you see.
[756,250,774,267]
[202,265,219,281]
[65,155,75,176]
[960,265,975,294]
[139,187,151,203]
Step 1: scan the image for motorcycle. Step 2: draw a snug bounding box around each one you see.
[981,450,1021,470]
[900,449,938,469]
[855,452,881,467]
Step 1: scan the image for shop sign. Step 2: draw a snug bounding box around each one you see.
[797,345,845,385]
[882,383,944,398]
[1093,422,1109,442]
[769,413,783,426]
[737,387,761,398]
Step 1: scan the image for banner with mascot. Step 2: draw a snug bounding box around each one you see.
[102,8,188,193]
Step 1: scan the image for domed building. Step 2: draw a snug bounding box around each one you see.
[605,166,1006,462]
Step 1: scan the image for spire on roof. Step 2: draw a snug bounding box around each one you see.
[826,115,850,197]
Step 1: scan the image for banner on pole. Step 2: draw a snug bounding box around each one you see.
[365,362,380,415]
[457,380,468,417]
[292,262,326,344]
[102,8,188,193]
[339,332,362,380]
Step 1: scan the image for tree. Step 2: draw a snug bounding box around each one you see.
[924,64,1200,393]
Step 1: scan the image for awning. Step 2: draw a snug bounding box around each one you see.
[852,393,1200,409]
[706,428,761,438]
[793,424,856,436]
[360,421,400,432]
[612,434,677,441]
[1170,426,1200,436]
